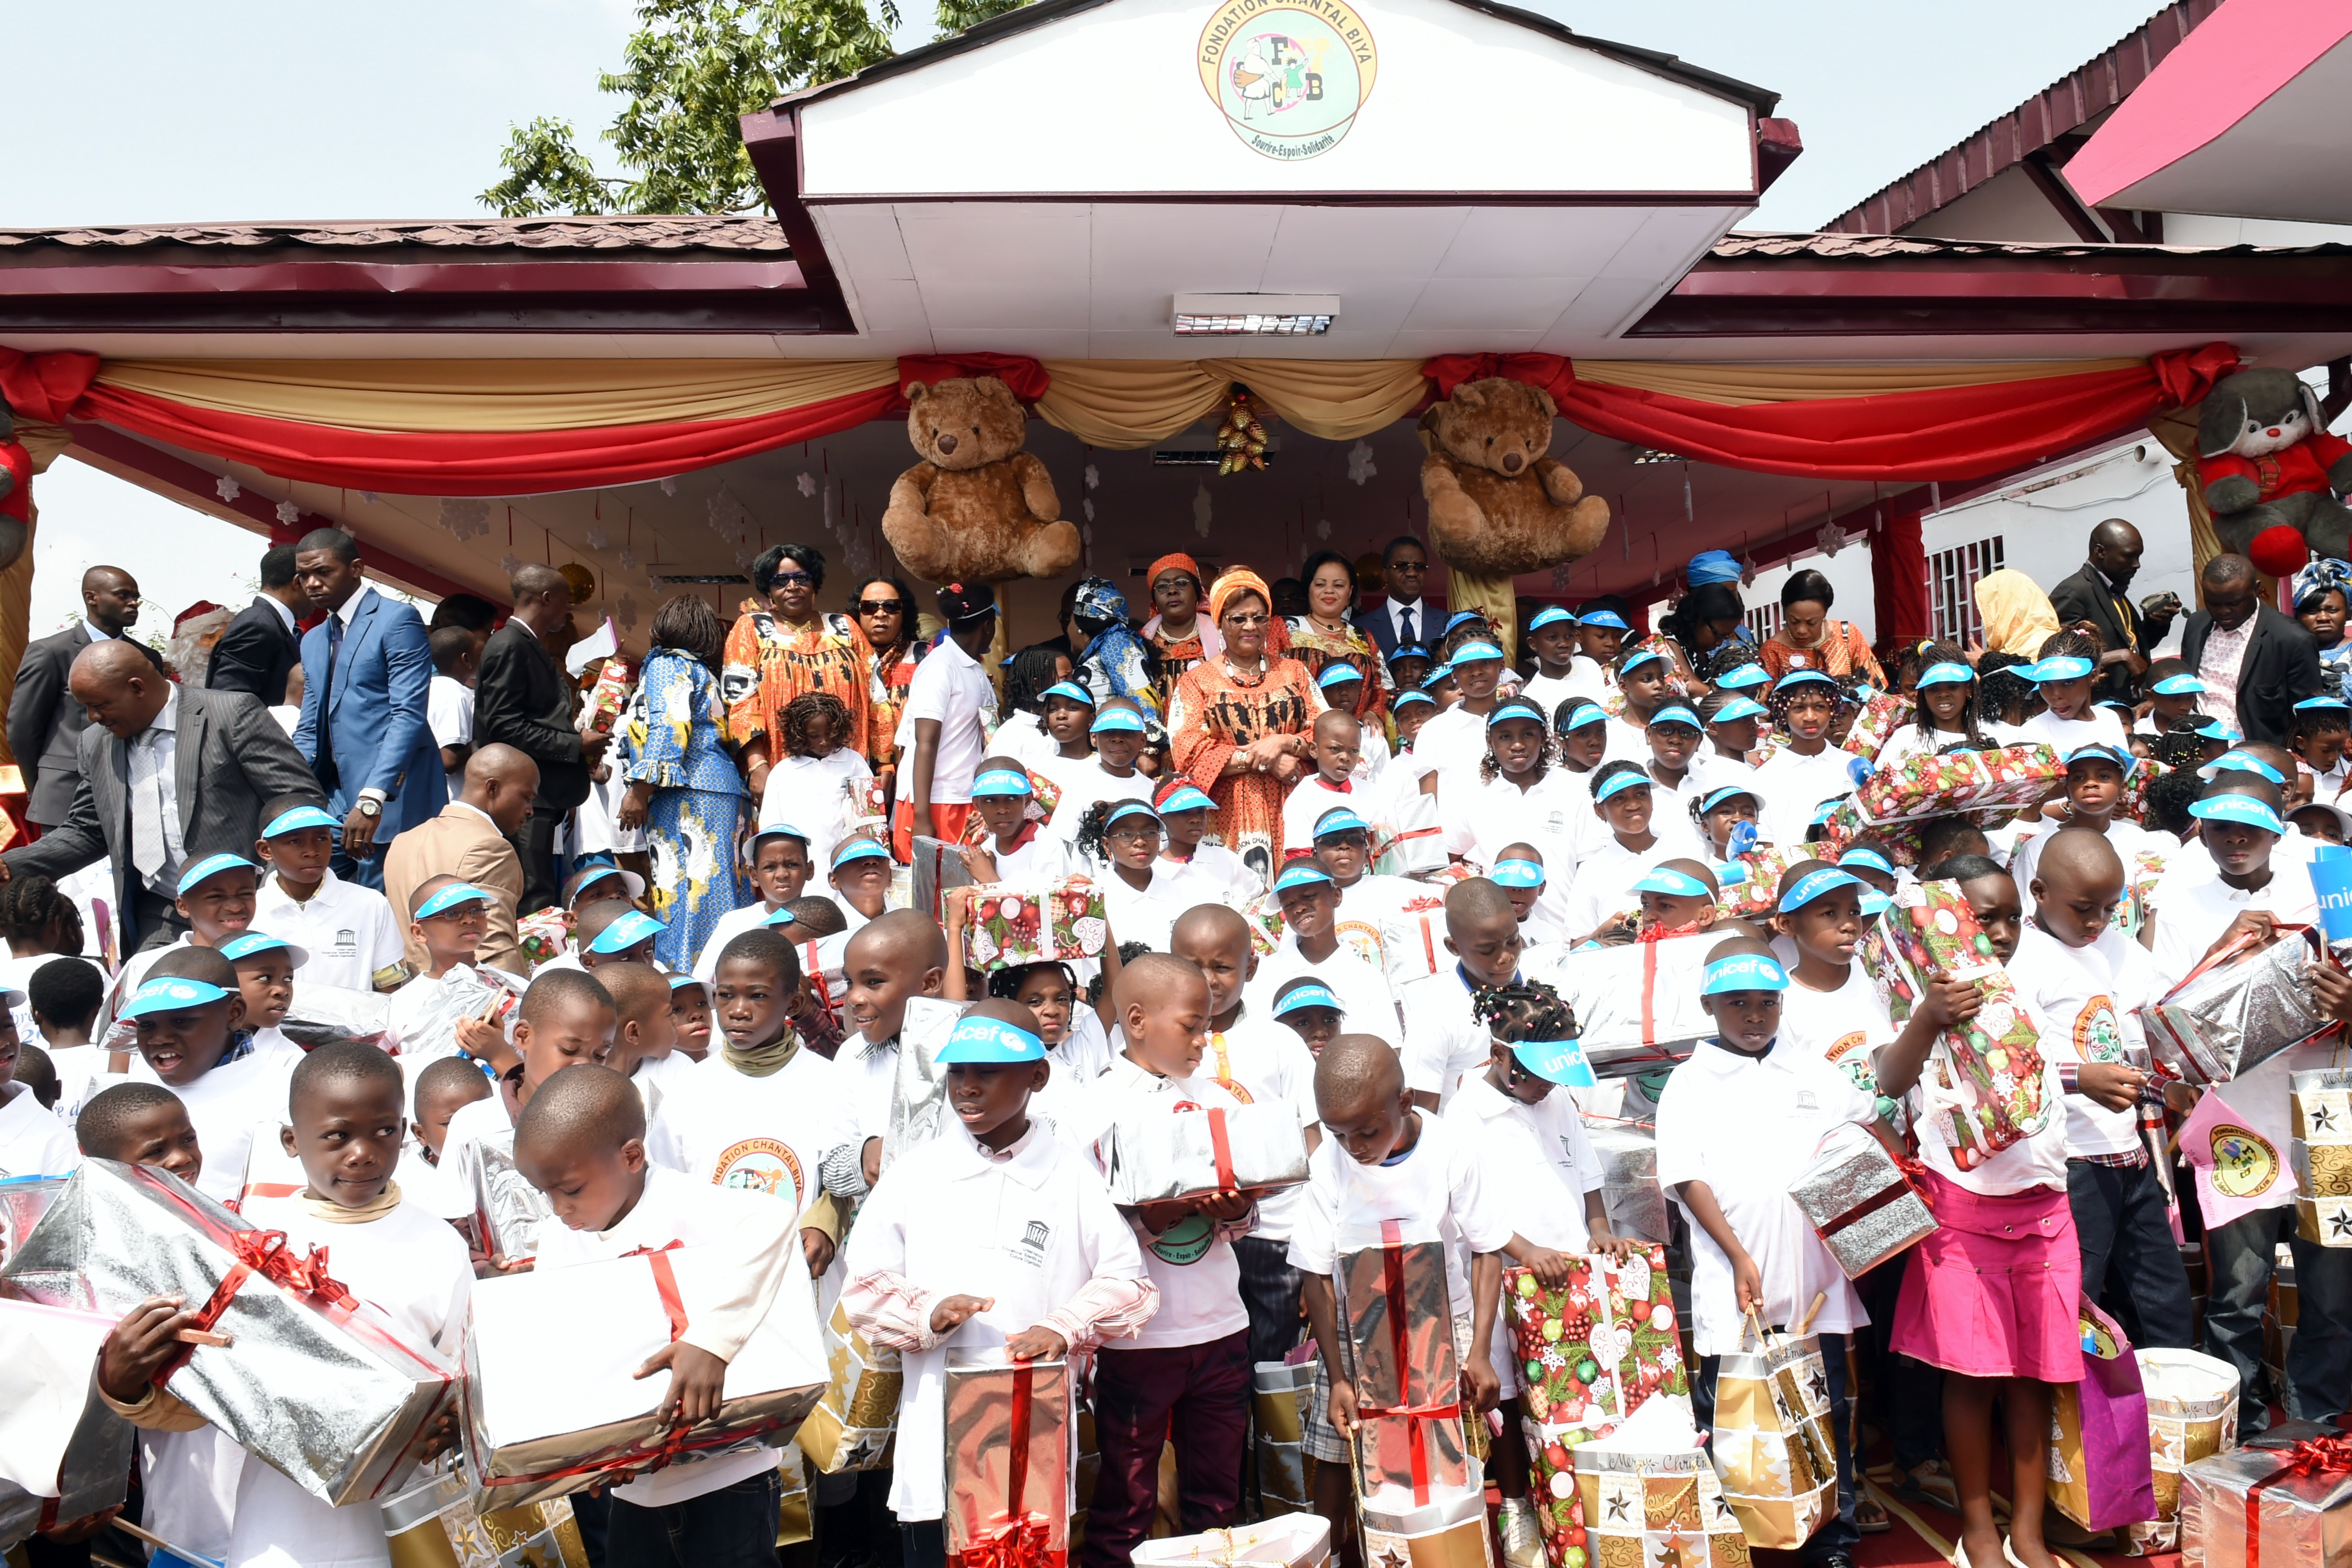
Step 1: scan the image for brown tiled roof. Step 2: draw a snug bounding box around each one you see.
[1710,232,2352,261]
[0,215,788,254]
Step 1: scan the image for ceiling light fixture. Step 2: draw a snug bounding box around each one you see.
[1172,293,1339,336]
[1630,448,1687,466]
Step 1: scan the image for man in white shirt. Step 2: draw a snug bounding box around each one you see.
[897,581,1000,859]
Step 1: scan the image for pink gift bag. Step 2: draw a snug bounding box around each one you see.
[2048,1299,2157,1533]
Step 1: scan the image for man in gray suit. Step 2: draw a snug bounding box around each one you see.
[7,565,163,828]
[0,640,320,950]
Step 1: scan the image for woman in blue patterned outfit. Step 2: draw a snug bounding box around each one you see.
[617,594,754,969]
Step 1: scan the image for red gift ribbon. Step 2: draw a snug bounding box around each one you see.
[2243,1432,2352,1568]
[953,1360,1061,1568]
[1351,1218,1456,1506]
[159,1228,358,1384]
[625,1241,690,1343]
[1206,1107,1237,1193]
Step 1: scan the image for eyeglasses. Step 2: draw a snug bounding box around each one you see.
[771,570,814,587]
[1225,612,1272,627]
[856,599,903,616]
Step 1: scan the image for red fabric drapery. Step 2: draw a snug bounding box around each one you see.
[1423,345,2240,482]
[893,353,1049,404]
[1870,509,1930,646]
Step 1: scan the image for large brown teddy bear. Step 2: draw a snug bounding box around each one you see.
[881,376,1080,582]
[1419,377,1611,575]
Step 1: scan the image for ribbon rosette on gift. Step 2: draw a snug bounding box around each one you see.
[2180,1417,2352,1568]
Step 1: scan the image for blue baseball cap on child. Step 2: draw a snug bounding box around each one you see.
[2024,655,2095,683]
[1630,865,1713,898]
[1490,859,1546,888]
[1700,953,1789,995]
[217,930,310,967]
[832,837,892,870]
[1593,769,1651,803]
[1777,866,1864,913]
[1527,606,1578,631]
[1451,641,1505,665]
[1916,662,1975,688]
[1709,697,1769,724]
[2199,751,2286,785]
[1486,700,1546,728]
[1158,784,1218,814]
[1090,707,1147,734]
[2189,794,2285,835]
[1647,705,1702,731]
[1579,610,1631,631]
[1509,1036,1597,1088]
[2154,673,2208,696]
[1272,861,1333,895]
[1317,664,1364,691]
[1042,681,1096,706]
[1715,665,1771,691]
[175,854,257,896]
[1313,806,1373,839]
[262,803,342,838]
[935,1012,1046,1065]
[121,975,232,1020]
[1273,980,1344,1018]
[971,768,1035,797]
[588,909,667,954]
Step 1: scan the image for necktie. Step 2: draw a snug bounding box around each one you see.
[317,614,343,788]
[129,732,165,880]
[1398,605,1415,648]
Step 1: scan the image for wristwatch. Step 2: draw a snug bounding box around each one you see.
[356,797,382,819]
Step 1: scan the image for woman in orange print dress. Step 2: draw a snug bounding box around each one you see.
[1167,567,1326,892]
[723,542,880,809]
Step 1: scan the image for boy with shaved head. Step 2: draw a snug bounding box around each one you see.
[1398,877,1524,1110]
[594,960,696,1111]
[1069,952,1259,1568]
[821,909,949,1204]
[517,1063,811,1565]
[1290,1034,1515,1558]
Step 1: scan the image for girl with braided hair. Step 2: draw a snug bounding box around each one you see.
[1448,975,1638,1565]
[0,872,85,1043]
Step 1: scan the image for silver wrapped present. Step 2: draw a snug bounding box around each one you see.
[1788,1123,1938,1278]
[0,1158,457,1508]
[1523,934,1712,1075]
[0,1301,135,1552]
[880,998,964,1175]
[0,1173,67,1267]
[1582,1120,1670,1245]
[1100,1101,1309,1205]
[910,834,976,926]
[387,966,523,1064]
[2139,928,2331,1086]
[456,1133,550,1266]
[2179,1423,2352,1568]
[282,980,396,1051]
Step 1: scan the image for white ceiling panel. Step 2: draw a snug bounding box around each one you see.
[1435,208,1647,279]
[811,205,914,280]
[1260,208,1474,283]
[847,276,931,333]
[1402,277,1592,332]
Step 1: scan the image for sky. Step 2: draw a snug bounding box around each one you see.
[9,0,2172,633]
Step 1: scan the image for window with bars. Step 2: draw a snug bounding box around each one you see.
[1746,603,1782,644]
[1929,535,2005,646]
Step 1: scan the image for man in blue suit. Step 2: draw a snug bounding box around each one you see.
[289,528,445,889]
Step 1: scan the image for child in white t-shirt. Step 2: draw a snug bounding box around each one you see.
[758,691,873,873]
[428,627,479,800]
[2015,646,2130,754]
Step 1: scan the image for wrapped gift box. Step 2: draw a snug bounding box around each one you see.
[281,981,395,1051]
[910,835,977,926]
[464,1239,826,1508]
[1853,744,2063,827]
[2119,759,2172,826]
[236,1115,309,1211]
[1581,1123,1671,1246]
[2179,1425,2352,1568]
[794,1299,901,1474]
[778,1443,813,1548]
[1335,1222,1469,1504]
[2141,930,2332,1088]
[1709,1327,1836,1549]
[1712,848,1805,921]
[1100,1102,1310,1206]
[1842,692,1914,764]
[0,1173,68,1267]
[388,967,522,1065]
[881,999,978,1175]
[1573,1436,1750,1568]
[379,1461,589,1568]
[579,655,635,735]
[456,1134,551,1266]
[0,1300,136,1551]
[1133,1512,1330,1567]
[1521,935,1713,1077]
[516,910,573,970]
[1377,901,1451,986]
[963,882,1108,971]
[1254,1358,1316,1517]
[0,1158,457,1508]
[943,1351,1070,1568]
[2292,1069,2352,1246]
[1860,881,2052,1169]
[1503,1248,1690,1441]
[1787,1124,1937,1279]
[2127,1348,2239,1555]
[1377,794,1449,878]
[1359,1482,1493,1568]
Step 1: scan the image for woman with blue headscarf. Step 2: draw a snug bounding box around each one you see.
[1659,550,1755,690]
[1071,576,1164,724]
[2293,557,2352,696]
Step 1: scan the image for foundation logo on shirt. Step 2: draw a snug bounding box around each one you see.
[2073,996,2125,1064]
[1198,0,1377,161]
[1150,1213,1217,1266]
[712,1137,805,1210]
[1823,1032,1877,1097]
[1336,920,1383,969]
[2208,1123,2281,1199]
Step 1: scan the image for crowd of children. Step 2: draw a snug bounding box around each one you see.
[6,573,2351,1568]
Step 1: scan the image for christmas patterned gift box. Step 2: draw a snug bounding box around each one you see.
[1842,692,1914,765]
[1502,1249,1689,1444]
[794,1299,902,1474]
[1812,803,1928,870]
[516,909,573,970]
[1786,1124,1937,1279]
[1573,1438,1750,1568]
[962,881,1109,971]
[2118,759,2172,826]
[578,655,636,735]
[942,1352,1070,1568]
[1711,849,1805,921]
[2139,929,2332,1088]
[1859,881,2052,1169]
[1852,743,2063,827]
[2291,1069,2352,1247]
[377,1462,589,1568]
[2125,1348,2239,1555]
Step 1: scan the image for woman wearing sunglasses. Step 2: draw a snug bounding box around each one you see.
[723,542,880,808]
[854,573,926,791]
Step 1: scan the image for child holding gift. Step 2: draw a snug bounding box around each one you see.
[119,948,290,1205]
[1873,653,1991,774]
[842,1003,1159,1568]
[823,909,949,1201]
[1290,1034,1513,1562]
[1753,672,1863,850]
[2017,636,2130,753]
[1561,763,1685,941]
[958,762,1068,885]
[514,1064,809,1567]
[386,877,516,1075]
[1400,878,1525,1111]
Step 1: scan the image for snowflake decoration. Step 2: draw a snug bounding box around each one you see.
[439,498,491,541]
[585,528,610,551]
[618,549,637,571]
[274,499,301,525]
[707,486,751,543]
[1347,440,1377,486]
[1656,1343,1681,1371]
[500,553,522,577]
[214,476,241,504]
[733,548,753,570]
[658,476,678,497]
[796,471,817,498]
[1315,517,1331,540]
[1539,1346,1565,1370]
[358,490,380,506]
[1082,525,1094,547]
[1815,518,1846,558]
[1083,497,1096,522]
[1193,483,1212,537]
[616,593,639,630]
[1084,463,1100,492]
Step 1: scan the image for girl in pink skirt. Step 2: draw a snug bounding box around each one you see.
[1883,857,2081,1568]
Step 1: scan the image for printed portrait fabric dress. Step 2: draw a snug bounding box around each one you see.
[1167,654,1324,890]
[626,648,755,970]
[722,608,882,767]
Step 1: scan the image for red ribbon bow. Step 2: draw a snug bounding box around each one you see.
[959,1513,1059,1568]
[229,1229,356,1310]
[2246,1432,2352,1568]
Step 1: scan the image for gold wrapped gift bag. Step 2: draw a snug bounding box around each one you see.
[1575,1441,1750,1568]
[795,1299,902,1472]
[778,1447,813,1549]
[380,1465,588,1568]
[1359,1482,1495,1568]
[1255,1357,1317,1518]
[1707,1312,1834,1550]
[2121,1348,2239,1556]
[2291,1069,2352,1246]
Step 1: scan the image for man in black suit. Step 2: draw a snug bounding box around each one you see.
[2182,552,2322,747]
[1358,535,1435,660]
[6,565,163,829]
[472,563,610,914]
[205,543,307,705]
[2047,519,2183,706]
[0,640,320,950]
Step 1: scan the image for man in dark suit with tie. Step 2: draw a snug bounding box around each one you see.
[474,563,607,914]
[0,640,319,950]
[1357,535,1436,660]
[2047,519,2184,707]
[205,544,307,705]
[6,565,164,831]
[2181,552,2323,747]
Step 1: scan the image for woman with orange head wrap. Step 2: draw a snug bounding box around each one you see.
[1166,567,1327,889]
[1140,551,1223,694]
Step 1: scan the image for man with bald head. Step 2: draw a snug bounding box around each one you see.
[2050,519,2183,707]
[1,638,317,951]
[475,563,611,914]
[290,528,444,891]
[382,742,539,978]
[2184,551,2322,746]
[8,564,163,829]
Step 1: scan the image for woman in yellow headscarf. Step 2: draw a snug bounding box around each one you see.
[1167,567,1327,891]
[1973,569,2062,657]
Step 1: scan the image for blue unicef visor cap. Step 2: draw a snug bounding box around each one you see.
[1104,801,1161,829]
[1419,667,1455,691]
[1387,642,1432,666]
[668,973,709,993]
[1157,784,1217,814]
[1837,848,1896,877]
[1715,665,1771,691]
[1774,670,1836,693]
[1486,700,1546,728]
[2153,674,2208,696]
[1452,641,1505,665]
[1579,610,1630,631]
[1710,697,1769,724]
[217,930,310,967]
[1558,701,1607,731]
[1272,861,1334,895]
[1699,785,1761,814]
[1528,606,1578,631]
[1630,865,1712,898]
[832,838,892,870]
[2194,720,2242,740]
[175,854,257,897]
[1491,859,1546,888]
[2189,793,2285,834]
[1648,705,1702,732]
[1593,769,1652,803]
[589,909,667,953]
[262,804,342,838]
[2064,743,2134,774]
[2026,656,2096,682]
[1317,664,1364,691]
[971,768,1035,798]
[1312,806,1373,839]
[1042,681,1096,706]
[1701,953,1789,995]
[1916,662,1975,688]
[1859,891,1895,916]
[1777,866,1864,913]
[1395,689,1436,710]
[2296,695,2350,711]
[121,976,232,1020]
[1273,980,1343,1017]
[2199,751,2286,785]
[1618,648,1667,677]
[1090,707,1147,734]
[1509,1036,1597,1088]
[935,1012,1046,1065]
[413,883,495,921]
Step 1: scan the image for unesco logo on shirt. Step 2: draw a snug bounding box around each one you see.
[331,927,358,955]
[1795,1090,1818,1112]
[1009,1219,1052,1268]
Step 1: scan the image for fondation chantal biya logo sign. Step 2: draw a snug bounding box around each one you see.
[1198,0,1378,161]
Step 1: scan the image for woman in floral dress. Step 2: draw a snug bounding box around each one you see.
[1285,548,1390,729]
[723,542,880,808]
[619,594,754,969]
[1167,568,1326,891]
